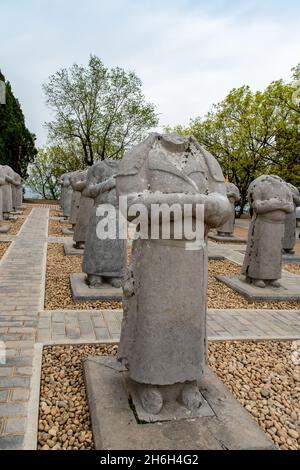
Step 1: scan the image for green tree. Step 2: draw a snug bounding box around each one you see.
[0,69,37,177]
[43,55,158,165]
[26,145,85,199]
[167,64,300,213]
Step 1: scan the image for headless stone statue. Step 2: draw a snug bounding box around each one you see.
[69,170,86,229]
[116,133,231,415]
[10,169,20,211]
[282,183,300,255]
[60,173,73,218]
[82,159,127,288]
[15,174,23,210]
[0,171,4,221]
[0,165,13,219]
[73,170,93,249]
[241,175,294,288]
[217,182,240,236]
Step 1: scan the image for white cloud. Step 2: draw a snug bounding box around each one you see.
[1,0,299,146]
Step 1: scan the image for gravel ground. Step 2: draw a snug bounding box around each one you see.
[45,244,122,310]
[49,208,62,217]
[8,216,27,235]
[0,241,10,259]
[284,264,300,275]
[209,341,300,450]
[38,344,117,450]
[38,341,300,450]
[45,244,300,310]
[48,220,72,237]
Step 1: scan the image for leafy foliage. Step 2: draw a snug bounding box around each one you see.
[167,63,300,214]
[43,55,158,165]
[0,69,37,178]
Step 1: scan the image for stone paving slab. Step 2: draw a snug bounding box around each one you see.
[217,275,300,302]
[37,308,300,344]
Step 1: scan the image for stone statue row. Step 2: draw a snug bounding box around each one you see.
[59,134,299,417]
[0,165,23,223]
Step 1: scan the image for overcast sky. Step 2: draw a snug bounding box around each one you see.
[1,0,300,147]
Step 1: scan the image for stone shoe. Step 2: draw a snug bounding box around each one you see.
[139,385,163,415]
[181,382,203,410]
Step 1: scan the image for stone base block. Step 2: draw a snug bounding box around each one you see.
[282,253,300,264]
[217,275,300,302]
[208,246,225,260]
[59,218,70,224]
[10,210,23,215]
[62,227,74,235]
[0,224,11,234]
[208,233,247,243]
[83,356,276,450]
[70,273,123,302]
[64,239,84,256]
[5,215,18,221]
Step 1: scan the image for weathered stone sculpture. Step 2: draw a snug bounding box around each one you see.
[73,170,93,249]
[10,170,22,211]
[282,183,300,255]
[0,171,4,221]
[0,165,13,219]
[69,171,86,230]
[217,182,240,236]
[15,174,23,210]
[82,159,126,288]
[60,173,73,218]
[116,133,231,416]
[241,175,294,288]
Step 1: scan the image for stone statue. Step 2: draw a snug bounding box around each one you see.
[60,173,73,218]
[241,175,294,288]
[0,165,13,219]
[73,170,93,249]
[82,159,127,288]
[69,170,86,230]
[15,174,23,210]
[282,183,300,255]
[10,170,22,211]
[217,182,240,236]
[0,171,5,221]
[116,133,231,415]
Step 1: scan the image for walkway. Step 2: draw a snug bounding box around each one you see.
[37,308,300,344]
[0,208,48,449]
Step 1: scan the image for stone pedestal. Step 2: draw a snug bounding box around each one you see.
[217,274,300,302]
[70,273,122,302]
[63,239,84,256]
[83,356,276,450]
[207,246,225,260]
[282,253,300,264]
[208,233,247,243]
[62,227,74,236]
[0,224,11,234]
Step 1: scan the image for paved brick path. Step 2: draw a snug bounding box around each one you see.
[1,207,300,450]
[37,308,300,344]
[0,208,48,449]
